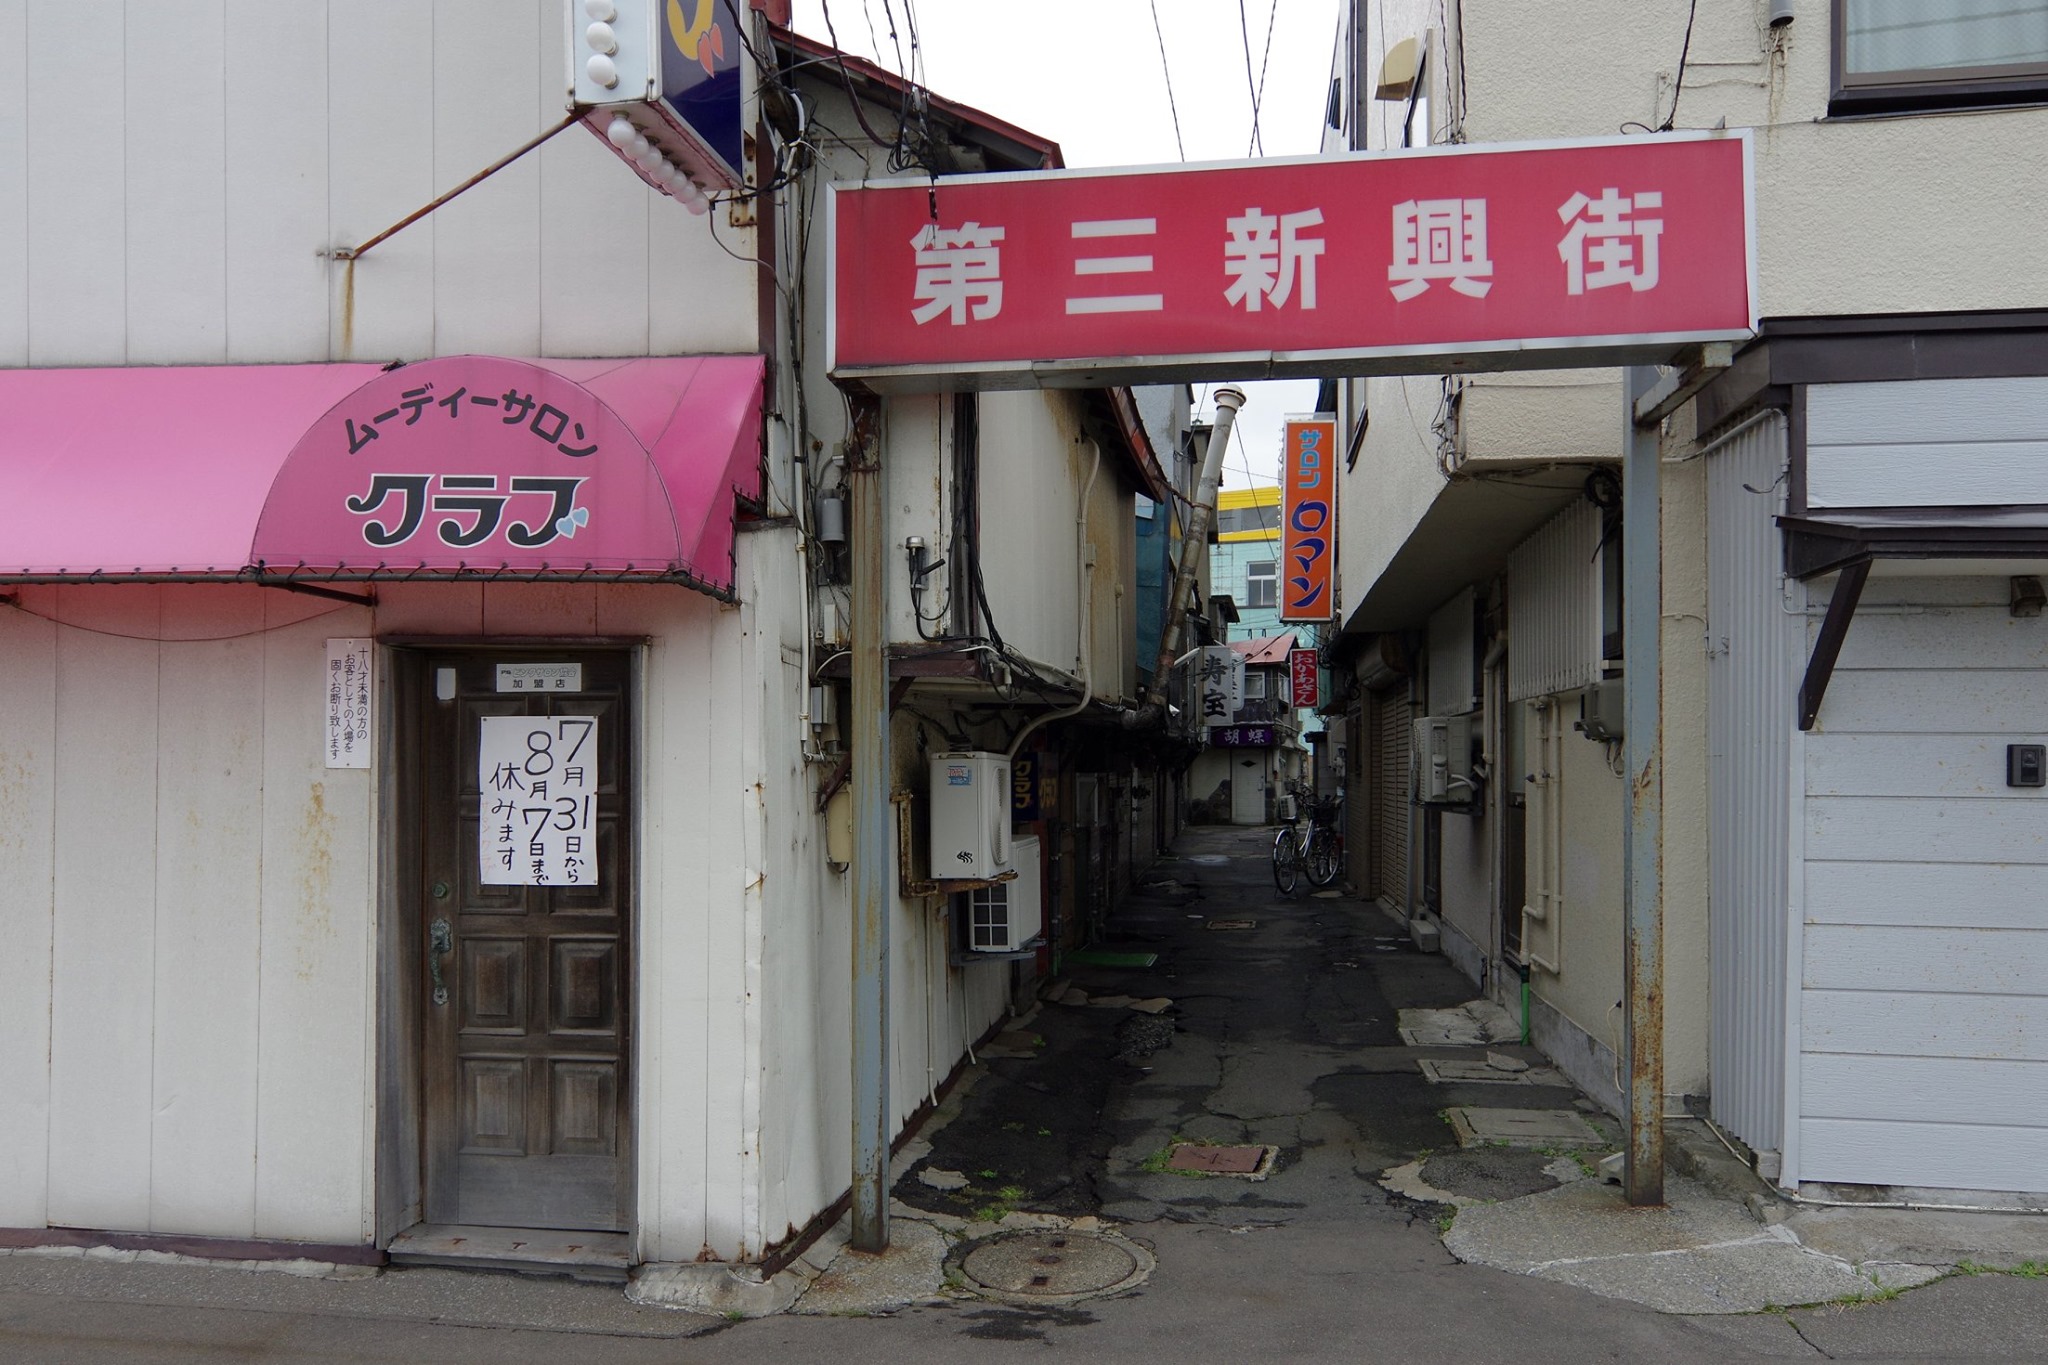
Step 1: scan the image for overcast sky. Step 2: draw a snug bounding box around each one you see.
[786,0,1341,488]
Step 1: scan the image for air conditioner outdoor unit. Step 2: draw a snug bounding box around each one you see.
[1412,714,1477,805]
[929,750,1012,879]
[968,835,1042,952]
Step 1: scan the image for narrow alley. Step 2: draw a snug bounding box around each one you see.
[7,826,2043,1363]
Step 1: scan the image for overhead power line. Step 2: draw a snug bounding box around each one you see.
[1149,0,1188,161]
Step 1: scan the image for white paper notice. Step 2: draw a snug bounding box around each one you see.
[324,639,373,769]
[478,715,599,886]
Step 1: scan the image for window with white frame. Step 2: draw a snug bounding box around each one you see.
[1245,560,1277,608]
[1833,0,2048,115]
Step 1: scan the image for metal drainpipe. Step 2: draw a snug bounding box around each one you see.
[846,394,892,1252]
[1622,366,1666,1208]
[1144,387,1247,709]
[1406,650,1425,928]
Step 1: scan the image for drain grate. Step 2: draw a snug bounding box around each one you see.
[1205,918,1258,932]
[957,1231,1153,1304]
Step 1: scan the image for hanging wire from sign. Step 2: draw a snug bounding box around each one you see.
[1149,0,1188,161]
[1250,0,1280,156]
[1237,0,1264,155]
[1659,0,1700,130]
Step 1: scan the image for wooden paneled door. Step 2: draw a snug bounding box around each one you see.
[418,651,632,1232]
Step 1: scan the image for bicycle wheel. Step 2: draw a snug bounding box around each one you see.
[1306,828,1341,888]
[1271,827,1300,896]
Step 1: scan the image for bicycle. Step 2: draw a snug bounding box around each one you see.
[1272,790,1344,895]
[1271,820,1304,895]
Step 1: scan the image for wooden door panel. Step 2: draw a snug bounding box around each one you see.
[420,651,632,1233]
[453,828,529,914]
[550,938,620,1036]
[549,1060,620,1156]
[461,938,527,1034]
[460,1058,527,1153]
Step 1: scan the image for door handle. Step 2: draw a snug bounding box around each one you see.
[429,917,453,1007]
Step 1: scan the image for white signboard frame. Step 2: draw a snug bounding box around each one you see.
[479,715,599,886]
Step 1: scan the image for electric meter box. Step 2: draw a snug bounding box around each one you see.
[929,751,1013,879]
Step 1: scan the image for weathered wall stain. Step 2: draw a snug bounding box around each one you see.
[295,780,335,982]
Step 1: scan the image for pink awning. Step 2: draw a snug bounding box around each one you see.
[0,355,765,595]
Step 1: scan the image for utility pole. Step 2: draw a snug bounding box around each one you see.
[1621,366,1665,1207]
[845,394,892,1251]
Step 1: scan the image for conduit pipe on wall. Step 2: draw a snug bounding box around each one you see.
[1522,696,1563,974]
[1008,440,1102,758]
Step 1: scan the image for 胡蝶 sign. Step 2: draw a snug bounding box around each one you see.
[478,715,599,886]
[324,638,373,769]
[829,130,1754,389]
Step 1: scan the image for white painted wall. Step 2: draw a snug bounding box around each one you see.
[1459,1,2048,320]
[1793,572,2048,1192]
[0,565,828,1258]
[3,586,376,1243]
[0,1,757,369]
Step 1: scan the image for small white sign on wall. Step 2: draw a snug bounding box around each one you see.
[478,715,600,887]
[324,639,373,769]
[496,662,583,693]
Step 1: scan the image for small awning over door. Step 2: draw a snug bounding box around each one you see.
[1,354,766,597]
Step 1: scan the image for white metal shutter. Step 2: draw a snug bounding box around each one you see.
[1372,688,1411,907]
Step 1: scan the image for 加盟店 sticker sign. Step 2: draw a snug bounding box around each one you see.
[828,131,1753,389]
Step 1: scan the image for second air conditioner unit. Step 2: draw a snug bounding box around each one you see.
[1413,714,1477,806]
[967,835,1042,953]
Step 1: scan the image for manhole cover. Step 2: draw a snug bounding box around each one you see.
[958,1231,1153,1304]
[1205,918,1258,931]
[1164,1142,1276,1176]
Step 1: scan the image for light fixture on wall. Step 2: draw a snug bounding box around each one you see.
[2011,575,2045,618]
[603,114,710,215]
[1376,36,1421,101]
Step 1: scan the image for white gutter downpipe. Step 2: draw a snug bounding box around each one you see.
[1145,386,1248,709]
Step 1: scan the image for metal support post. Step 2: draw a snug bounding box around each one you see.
[1622,366,1665,1207]
[846,395,892,1252]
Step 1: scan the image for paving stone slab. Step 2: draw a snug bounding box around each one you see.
[1419,1058,1536,1086]
[1446,1107,1605,1149]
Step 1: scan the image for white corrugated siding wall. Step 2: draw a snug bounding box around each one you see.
[1507,500,1601,703]
[1704,411,1795,1156]
[1794,573,2048,1192]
